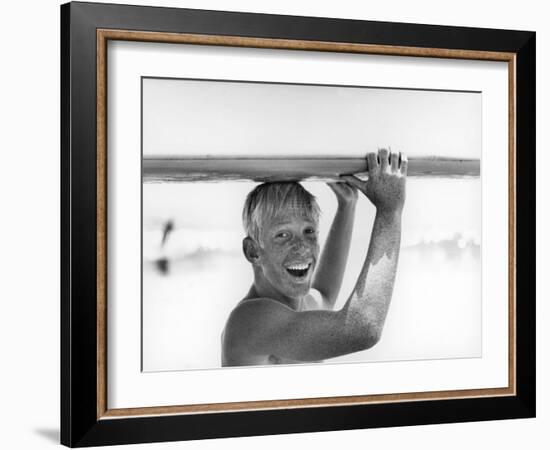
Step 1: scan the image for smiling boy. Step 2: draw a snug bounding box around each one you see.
[221,148,407,366]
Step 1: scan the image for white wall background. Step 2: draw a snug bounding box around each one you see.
[0,0,546,449]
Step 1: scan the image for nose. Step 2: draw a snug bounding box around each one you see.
[289,236,310,253]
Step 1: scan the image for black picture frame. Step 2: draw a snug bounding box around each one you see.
[61,1,535,447]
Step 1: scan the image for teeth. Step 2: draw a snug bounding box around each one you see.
[287,263,309,270]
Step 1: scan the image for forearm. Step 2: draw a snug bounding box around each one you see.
[313,201,356,307]
[342,208,402,344]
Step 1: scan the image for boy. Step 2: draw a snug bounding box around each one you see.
[221,148,407,366]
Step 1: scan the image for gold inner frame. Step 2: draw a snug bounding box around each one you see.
[96,29,517,420]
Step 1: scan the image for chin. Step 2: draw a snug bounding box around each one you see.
[280,277,312,299]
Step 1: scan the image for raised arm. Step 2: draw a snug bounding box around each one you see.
[312,183,357,309]
[224,149,406,363]
[338,148,406,346]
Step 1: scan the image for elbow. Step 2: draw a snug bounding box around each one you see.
[338,308,383,353]
[363,327,382,350]
[349,323,382,352]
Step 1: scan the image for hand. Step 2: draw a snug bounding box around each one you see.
[327,181,358,207]
[342,148,407,214]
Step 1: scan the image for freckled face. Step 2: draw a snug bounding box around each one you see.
[256,211,320,300]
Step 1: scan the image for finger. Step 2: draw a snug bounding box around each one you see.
[379,148,390,171]
[338,179,358,192]
[340,175,364,191]
[327,182,346,194]
[390,151,399,172]
[400,153,408,175]
[334,180,355,191]
[366,152,378,175]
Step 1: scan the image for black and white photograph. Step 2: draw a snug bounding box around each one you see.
[141,77,481,371]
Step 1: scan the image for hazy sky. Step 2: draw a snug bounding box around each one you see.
[143,78,481,159]
[143,179,480,250]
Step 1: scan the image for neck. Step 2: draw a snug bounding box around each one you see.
[246,272,304,311]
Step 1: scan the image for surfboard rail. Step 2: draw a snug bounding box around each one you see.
[142,155,480,183]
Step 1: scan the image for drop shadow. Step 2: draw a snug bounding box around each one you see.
[34,428,59,444]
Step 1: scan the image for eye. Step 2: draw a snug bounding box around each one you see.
[276,231,290,239]
[304,227,317,235]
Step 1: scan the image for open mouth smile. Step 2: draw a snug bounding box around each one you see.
[285,262,311,278]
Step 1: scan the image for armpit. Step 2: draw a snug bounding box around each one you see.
[304,289,325,310]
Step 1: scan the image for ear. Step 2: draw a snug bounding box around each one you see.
[242,237,260,264]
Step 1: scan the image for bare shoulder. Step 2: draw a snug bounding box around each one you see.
[222,298,293,365]
[226,297,292,330]
[223,297,300,344]
[228,289,324,325]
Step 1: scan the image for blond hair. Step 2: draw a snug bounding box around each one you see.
[242,182,321,243]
